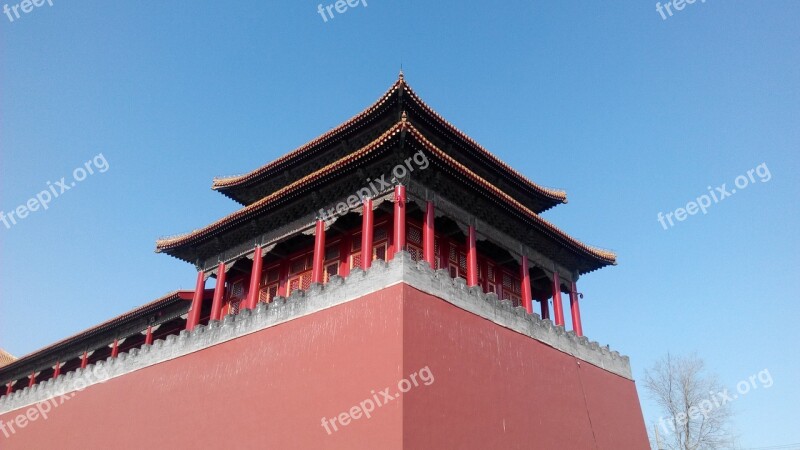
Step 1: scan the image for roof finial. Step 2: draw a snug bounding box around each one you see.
[401,110,408,122]
[398,66,404,81]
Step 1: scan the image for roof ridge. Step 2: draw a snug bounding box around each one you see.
[157,122,407,250]
[397,78,567,203]
[159,118,614,266]
[403,123,615,263]
[212,78,404,190]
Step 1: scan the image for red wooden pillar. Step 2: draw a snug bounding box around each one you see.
[28,372,36,388]
[466,225,478,287]
[361,198,374,270]
[53,361,61,379]
[110,339,119,358]
[5,383,12,395]
[393,185,406,258]
[278,260,290,297]
[423,201,436,267]
[186,271,206,331]
[145,326,154,345]
[552,271,565,326]
[338,234,352,278]
[540,299,550,320]
[210,262,226,321]
[439,238,449,274]
[80,350,89,369]
[311,220,326,284]
[520,255,533,314]
[570,281,584,337]
[245,245,264,309]
[479,258,489,293]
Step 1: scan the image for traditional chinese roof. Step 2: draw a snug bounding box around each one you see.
[0,350,16,369]
[156,119,616,271]
[0,291,198,385]
[211,73,567,213]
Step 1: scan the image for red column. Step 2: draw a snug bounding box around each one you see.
[466,226,478,287]
[439,239,450,275]
[423,201,436,267]
[80,351,89,369]
[393,185,406,258]
[570,282,584,337]
[541,299,550,319]
[520,255,533,314]
[5,383,12,395]
[552,271,565,326]
[278,260,290,297]
[145,326,154,345]
[186,271,206,330]
[339,235,352,278]
[111,339,119,358]
[245,245,264,309]
[53,361,61,379]
[28,372,36,388]
[361,198,374,270]
[311,220,326,284]
[210,262,226,321]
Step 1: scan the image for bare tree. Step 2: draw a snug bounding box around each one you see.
[644,354,735,450]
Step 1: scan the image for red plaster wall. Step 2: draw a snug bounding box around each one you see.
[402,285,650,450]
[0,287,405,450]
[0,284,648,449]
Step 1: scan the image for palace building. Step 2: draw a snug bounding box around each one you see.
[0,74,649,449]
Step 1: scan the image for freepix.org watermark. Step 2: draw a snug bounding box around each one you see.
[1,365,111,439]
[320,366,435,435]
[3,0,53,23]
[317,0,368,23]
[657,368,773,436]
[0,153,110,231]
[317,149,429,225]
[657,162,771,230]
[656,0,706,21]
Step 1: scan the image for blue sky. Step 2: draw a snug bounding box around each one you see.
[1,1,798,447]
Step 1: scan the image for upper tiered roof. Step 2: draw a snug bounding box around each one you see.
[155,74,615,276]
[211,73,567,213]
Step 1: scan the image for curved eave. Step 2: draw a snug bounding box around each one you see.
[211,79,404,195]
[211,75,567,209]
[158,123,406,253]
[404,125,615,268]
[159,120,614,270]
[0,291,195,381]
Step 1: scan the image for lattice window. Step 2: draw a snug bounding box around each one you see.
[230,281,244,299]
[375,242,387,261]
[259,284,279,303]
[458,253,467,272]
[449,245,457,263]
[502,273,514,291]
[487,264,495,281]
[352,232,362,251]
[351,252,362,269]
[230,298,242,315]
[407,245,423,262]
[324,261,339,282]
[506,293,521,308]
[408,226,422,246]
[289,277,301,293]
[301,274,312,291]
[434,238,441,269]
[449,263,459,279]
